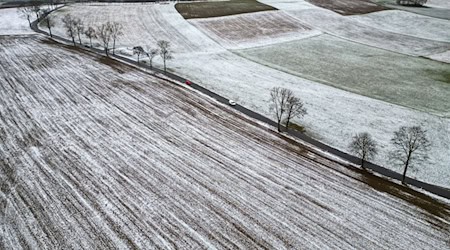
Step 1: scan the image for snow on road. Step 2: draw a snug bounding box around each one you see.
[0,7,34,35]
[1,35,450,249]
[189,11,321,49]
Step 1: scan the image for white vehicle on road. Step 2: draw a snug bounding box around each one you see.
[228,100,237,106]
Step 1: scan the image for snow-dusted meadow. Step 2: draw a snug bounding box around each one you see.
[1,35,450,249]
[42,2,450,188]
[238,34,450,116]
[189,11,321,49]
[0,7,34,35]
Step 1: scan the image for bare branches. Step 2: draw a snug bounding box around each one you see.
[285,95,307,131]
[269,87,307,132]
[73,18,84,46]
[349,132,378,168]
[110,22,123,55]
[62,14,77,46]
[96,22,113,56]
[133,46,145,63]
[389,126,430,184]
[147,48,158,69]
[43,15,55,37]
[17,7,33,27]
[84,26,96,48]
[157,40,172,72]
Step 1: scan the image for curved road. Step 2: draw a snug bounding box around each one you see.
[30,14,450,200]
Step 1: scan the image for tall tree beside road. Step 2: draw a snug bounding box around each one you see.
[110,22,123,55]
[62,14,77,46]
[43,15,55,37]
[18,7,33,28]
[96,22,113,56]
[73,18,84,46]
[270,87,291,132]
[349,132,378,168]
[285,95,307,131]
[84,27,96,48]
[157,40,172,72]
[390,126,430,184]
[147,48,158,69]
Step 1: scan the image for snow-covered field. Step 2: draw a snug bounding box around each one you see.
[0,7,34,35]
[43,2,450,188]
[1,35,450,249]
[189,11,321,49]
[348,10,450,43]
[261,0,450,57]
[47,3,224,54]
[238,34,450,116]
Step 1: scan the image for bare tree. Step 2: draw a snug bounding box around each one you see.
[147,48,158,69]
[96,22,113,56]
[62,14,76,46]
[30,2,41,21]
[110,22,123,55]
[18,6,34,27]
[157,40,173,72]
[349,132,378,168]
[84,26,96,48]
[285,96,307,131]
[133,46,145,63]
[73,18,84,46]
[390,126,431,184]
[43,15,55,37]
[269,87,292,132]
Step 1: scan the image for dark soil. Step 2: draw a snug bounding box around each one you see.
[175,0,276,19]
[305,0,389,15]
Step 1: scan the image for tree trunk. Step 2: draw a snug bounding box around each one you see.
[285,117,291,132]
[164,58,166,72]
[72,36,75,46]
[137,54,140,63]
[48,26,52,37]
[105,47,109,56]
[27,17,31,28]
[113,39,116,55]
[89,37,92,48]
[277,118,282,132]
[402,153,411,184]
[78,33,82,45]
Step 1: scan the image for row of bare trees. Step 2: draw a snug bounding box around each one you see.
[268,86,431,185]
[61,14,123,56]
[349,126,430,184]
[133,41,173,72]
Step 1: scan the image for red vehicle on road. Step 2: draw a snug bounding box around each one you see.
[185,80,192,85]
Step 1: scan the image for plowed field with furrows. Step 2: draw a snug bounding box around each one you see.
[1,35,449,249]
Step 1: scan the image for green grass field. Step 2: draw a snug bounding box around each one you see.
[175,0,276,19]
[238,34,450,116]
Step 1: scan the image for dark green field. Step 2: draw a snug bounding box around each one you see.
[175,0,276,19]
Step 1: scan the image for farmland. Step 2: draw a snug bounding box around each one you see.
[348,10,450,42]
[1,34,450,249]
[189,11,321,49]
[174,0,276,19]
[305,0,389,15]
[373,0,450,19]
[238,34,450,115]
[46,3,224,54]
[271,7,450,57]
